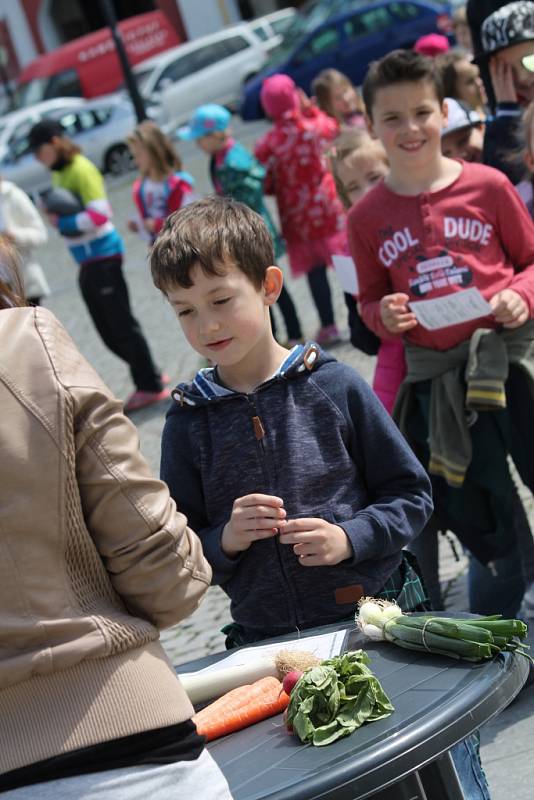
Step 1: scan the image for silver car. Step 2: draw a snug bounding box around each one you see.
[0,95,138,197]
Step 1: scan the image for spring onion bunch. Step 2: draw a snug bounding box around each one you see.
[356,598,531,662]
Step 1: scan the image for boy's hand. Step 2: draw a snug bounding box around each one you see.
[221,494,286,557]
[489,56,517,103]
[279,518,352,566]
[380,293,418,334]
[490,289,529,328]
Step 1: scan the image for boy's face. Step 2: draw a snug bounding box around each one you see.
[491,43,534,107]
[34,138,60,168]
[196,132,226,155]
[166,260,279,366]
[367,80,447,173]
[337,148,388,205]
[441,125,484,163]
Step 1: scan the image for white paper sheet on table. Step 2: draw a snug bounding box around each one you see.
[332,254,359,295]
[409,287,492,330]
[184,629,348,676]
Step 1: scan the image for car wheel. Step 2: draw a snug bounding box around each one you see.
[105,144,134,176]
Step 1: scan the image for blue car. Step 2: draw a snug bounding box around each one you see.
[240,0,453,120]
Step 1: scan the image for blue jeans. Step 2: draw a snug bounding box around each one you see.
[451,732,492,800]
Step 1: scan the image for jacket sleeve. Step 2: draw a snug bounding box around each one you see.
[317,366,433,563]
[161,408,243,585]
[5,185,48,248]
[483,105,524,183]
[44,312,212,629]
[495,172,534,314]
[57,161,113,236]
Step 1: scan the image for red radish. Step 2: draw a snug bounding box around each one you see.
[282,670,303,695]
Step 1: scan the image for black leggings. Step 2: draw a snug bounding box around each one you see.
[78,257,162,392]
[270,284,302,341]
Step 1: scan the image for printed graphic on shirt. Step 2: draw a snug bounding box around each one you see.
[408,252,472,297]
[375,215,495,297]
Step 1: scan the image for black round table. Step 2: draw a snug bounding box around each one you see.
[175,622,529,800]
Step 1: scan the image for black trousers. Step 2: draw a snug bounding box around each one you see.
[78,257,162,392]
[307,264,334,328]
[270,284,302,342]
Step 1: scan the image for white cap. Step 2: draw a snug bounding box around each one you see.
[442,98,482,137]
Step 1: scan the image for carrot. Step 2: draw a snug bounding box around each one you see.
[192,676,289,741]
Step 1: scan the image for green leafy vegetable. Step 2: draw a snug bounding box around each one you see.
[286,650,394,746]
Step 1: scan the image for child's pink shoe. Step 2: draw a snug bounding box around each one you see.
[315,324,340,347]
[124,386,171,413]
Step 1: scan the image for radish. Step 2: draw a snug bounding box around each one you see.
[282,669,303,695]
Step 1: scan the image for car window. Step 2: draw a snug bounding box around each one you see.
[8,117,38,160]
[155,55,190,89]
[251,22,269,42]
[77,110,99,131]
[344,7,394,39]
[294,25,340,63]
[46,68,82,99]
[388,2,422,20]
[93,106,113,125]
[56,111,79,137]
[222,35,251,56]
[188,42,226,70]
[271,16,294,36]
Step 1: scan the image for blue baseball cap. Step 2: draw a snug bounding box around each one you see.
[177,104,231,141]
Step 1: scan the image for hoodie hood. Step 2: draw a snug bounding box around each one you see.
[171,342,336,408]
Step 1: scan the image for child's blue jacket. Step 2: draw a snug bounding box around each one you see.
[161,344,433,637]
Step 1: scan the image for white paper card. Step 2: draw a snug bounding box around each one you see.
[182,629,347,676]
[409,287,492,330]
[332,254,359,295]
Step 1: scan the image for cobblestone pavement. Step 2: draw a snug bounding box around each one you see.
[37,117,534,799]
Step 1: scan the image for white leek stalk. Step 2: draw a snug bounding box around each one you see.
[179,658,279,705]
[357,598,403,640]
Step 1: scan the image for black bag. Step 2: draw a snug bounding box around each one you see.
[344,292,380,356]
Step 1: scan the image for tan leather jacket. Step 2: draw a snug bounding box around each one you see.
[0,307,212,774]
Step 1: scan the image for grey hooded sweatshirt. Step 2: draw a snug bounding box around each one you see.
[161,344,432,638]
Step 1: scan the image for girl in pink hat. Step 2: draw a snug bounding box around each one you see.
[255,74,346,346]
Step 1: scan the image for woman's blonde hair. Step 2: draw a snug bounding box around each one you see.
[128,121,182,178]
[0,239,26,309]
[312,69,365,122]
[329,129,387,209]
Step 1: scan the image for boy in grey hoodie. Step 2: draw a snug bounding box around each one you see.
[151,196,433,646]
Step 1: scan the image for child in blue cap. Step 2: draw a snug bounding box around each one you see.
[178,104,303,346]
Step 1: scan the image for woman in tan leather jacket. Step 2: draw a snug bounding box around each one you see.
[0,250,232,798]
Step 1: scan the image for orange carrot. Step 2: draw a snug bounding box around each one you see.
[192,676,289,741]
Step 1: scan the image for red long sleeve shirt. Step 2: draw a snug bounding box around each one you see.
[348,161,534,350]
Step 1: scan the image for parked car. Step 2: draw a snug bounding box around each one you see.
[15,11,180,107]
[240,0,453,120]
[0,95,138,197]
[131,23,269,129]
[248,7,297,52]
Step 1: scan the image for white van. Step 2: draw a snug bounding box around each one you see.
[133,24,268,129]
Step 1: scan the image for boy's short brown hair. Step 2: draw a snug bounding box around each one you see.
[362,49,444,118]
[150,195,274,293]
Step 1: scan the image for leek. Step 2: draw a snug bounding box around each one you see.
[356,598,531,663]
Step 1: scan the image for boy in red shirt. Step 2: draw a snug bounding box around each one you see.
[348,49,534,620]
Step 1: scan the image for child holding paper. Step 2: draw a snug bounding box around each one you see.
[348,50,534,618]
